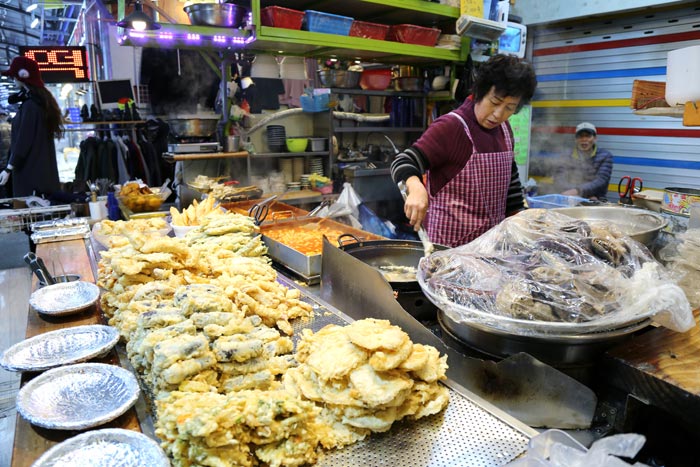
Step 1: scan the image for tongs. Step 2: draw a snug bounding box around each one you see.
[307,199,331,217]
[397,181,435,257]
[248,194,277,226]
[24,252,55,285]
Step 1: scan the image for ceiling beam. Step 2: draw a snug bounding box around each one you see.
[0,24,41,40]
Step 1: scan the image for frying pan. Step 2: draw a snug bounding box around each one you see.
[337,234,448,320]
[337,234,446,289]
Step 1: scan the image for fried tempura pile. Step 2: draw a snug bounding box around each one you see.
[95,216,449,467]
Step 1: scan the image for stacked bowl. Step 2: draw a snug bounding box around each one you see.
[266,125,286,152]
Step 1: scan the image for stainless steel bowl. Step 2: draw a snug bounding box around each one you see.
[552,206,668,245]
[184,3,249,28]
[438,309,650,366]
[318,70,361,88]
[167,118,220,138]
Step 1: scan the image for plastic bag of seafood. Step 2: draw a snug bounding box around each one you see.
[418,209,694,336]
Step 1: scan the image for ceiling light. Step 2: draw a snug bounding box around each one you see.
[26,4,39,12]
[30,17,40,28]
[117,1,160,31]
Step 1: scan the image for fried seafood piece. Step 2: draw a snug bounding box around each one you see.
[345,318,410,352]
[369,337,414,372]
[199,212,258,236]
[402,345,448,383]
[154,389,322,467]
[173,283,235,316]
[217,354,295,377]
[348,364,413,407]
[283,365,364,407]
[200,315,262,339]
[296,326,368,381]
[126,319,196,374]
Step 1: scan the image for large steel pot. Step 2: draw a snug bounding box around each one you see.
[337,234,447,320]
[552,205,667,245]
[167,118,220,138]
[438,309,650,367]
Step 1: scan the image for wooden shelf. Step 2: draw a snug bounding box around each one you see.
[250,151,328,158]
[633,106,684,118]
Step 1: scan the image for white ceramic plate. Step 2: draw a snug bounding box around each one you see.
[29,281,100,316]
[17,363,139,430]
[31,428,169,467]
[0,325,119,372]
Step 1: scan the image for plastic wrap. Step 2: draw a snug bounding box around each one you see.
[658,227,700,309]
[507,429,648,467]
[419,209,694,336]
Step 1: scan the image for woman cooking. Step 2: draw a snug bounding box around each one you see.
[391,54,537,248]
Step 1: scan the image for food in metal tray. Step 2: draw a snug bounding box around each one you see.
[0,324,119,372]
[31,428,170,467]
[262,221,348,255]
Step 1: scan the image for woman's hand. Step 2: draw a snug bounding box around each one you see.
[562,188,579,196]
[404,176,429,230]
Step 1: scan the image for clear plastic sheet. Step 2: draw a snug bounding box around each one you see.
[419,209,694,336]
[506,429,649,467]
[658,228,700,309]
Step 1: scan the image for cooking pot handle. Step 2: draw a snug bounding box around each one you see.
[337,233,361,247]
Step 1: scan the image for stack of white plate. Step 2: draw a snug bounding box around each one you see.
[309,157,324,176]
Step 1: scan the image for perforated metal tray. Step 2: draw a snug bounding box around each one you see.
[123,276,535,467]
[284,278,535,467]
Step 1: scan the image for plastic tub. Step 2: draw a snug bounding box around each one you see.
[303,10,353,35]
[308,138,328,152]
[388,24,441,46]
[260,6,304,30]
[349,20,390,40]
[526,194,588,209]
[300,93,331,112]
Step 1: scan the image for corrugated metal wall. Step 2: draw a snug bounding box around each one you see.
[528,3,700,196]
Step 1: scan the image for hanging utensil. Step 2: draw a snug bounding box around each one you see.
[397,181,434,256]
[24,253,55,285]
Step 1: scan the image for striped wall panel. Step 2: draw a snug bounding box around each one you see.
[527,3,700,196]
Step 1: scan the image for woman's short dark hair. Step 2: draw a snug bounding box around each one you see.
[472,54,537,112]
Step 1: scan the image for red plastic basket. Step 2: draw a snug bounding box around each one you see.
[388,24,441,46]
[349,20,390,40]
[260,6,304,30]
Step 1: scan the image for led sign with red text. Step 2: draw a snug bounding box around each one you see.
[18,46,90,83]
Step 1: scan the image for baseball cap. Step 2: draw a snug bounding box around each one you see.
[575,122,596,136]
[1,56,45,88]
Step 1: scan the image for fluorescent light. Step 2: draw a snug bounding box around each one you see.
[26,4,39,12]
[30,17,40,28]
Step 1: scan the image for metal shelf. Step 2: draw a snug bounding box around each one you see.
[333,126,424,133]
[250,151,328,158]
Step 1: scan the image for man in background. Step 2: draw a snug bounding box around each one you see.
[0,109,11,198]
[555,122,613,200]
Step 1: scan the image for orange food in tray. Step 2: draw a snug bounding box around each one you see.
[262,222,347,256]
